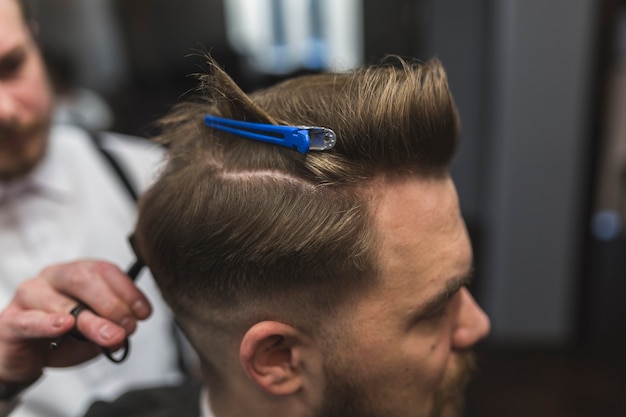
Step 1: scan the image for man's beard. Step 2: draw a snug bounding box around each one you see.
[314,352,476,417]
[0,120,49,181]
[429,352,476,417]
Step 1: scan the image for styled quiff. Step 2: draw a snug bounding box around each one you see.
[135,56,459,368]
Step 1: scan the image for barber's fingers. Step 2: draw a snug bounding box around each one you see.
[0,310,73,341]
[11,280,130,346]
[13,277,82,313]
[0,310,71,383]
[87,261,152,320]
[14,261,151,337]
[0,309,107,372]
[71,309,128,348]
[40,260,152,326]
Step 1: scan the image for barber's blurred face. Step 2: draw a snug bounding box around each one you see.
[0,0,53,181]
[316,176,490,417]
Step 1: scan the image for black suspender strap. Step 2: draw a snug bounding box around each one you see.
[87,130,139,202]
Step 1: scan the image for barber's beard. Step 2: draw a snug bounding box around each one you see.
[314,351,476,417]
[0,120,49,181]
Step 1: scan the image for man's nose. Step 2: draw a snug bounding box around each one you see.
[452,288,491,350]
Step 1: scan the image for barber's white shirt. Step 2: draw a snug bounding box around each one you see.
[0,125,183,417]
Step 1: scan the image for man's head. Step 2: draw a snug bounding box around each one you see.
[0,0,53,182]
[135,56,490,417]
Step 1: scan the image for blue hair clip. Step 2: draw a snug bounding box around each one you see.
[204,114,336,154]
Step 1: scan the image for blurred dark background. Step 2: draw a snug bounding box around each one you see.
[29,0,626,415]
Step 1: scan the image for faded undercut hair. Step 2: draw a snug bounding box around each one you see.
[134,55,459,374]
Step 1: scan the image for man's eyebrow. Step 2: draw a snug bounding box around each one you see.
[415,268,475,318]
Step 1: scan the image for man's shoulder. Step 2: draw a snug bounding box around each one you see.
[83,381,203,417]
[49,124,165,191]
[49,124,163,163]
[98,131,164,165]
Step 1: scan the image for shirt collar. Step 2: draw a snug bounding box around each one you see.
[0,138,74,203]
[199,387,214,417]
[29,143,74,201]
[0,177,27,202]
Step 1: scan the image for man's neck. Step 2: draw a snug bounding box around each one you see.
[206,382,311,417]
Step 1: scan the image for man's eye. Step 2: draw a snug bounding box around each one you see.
[422,304,448,320]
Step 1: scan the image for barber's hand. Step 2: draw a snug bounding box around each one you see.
[0,260,152,385]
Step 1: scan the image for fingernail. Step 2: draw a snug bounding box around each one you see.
[131,300,150,318]
[53,315,69,328]
[99,324,114,340]
[120,316,135,333]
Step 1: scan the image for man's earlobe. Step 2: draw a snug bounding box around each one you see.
[239,321,307,396]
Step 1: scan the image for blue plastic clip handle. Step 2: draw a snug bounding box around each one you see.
[204,115,336,154]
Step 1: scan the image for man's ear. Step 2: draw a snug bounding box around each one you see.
[240,321,315,396]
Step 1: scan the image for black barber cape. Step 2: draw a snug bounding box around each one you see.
[84,381,202,417]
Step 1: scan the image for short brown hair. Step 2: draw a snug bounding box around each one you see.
[135,55,459,369]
